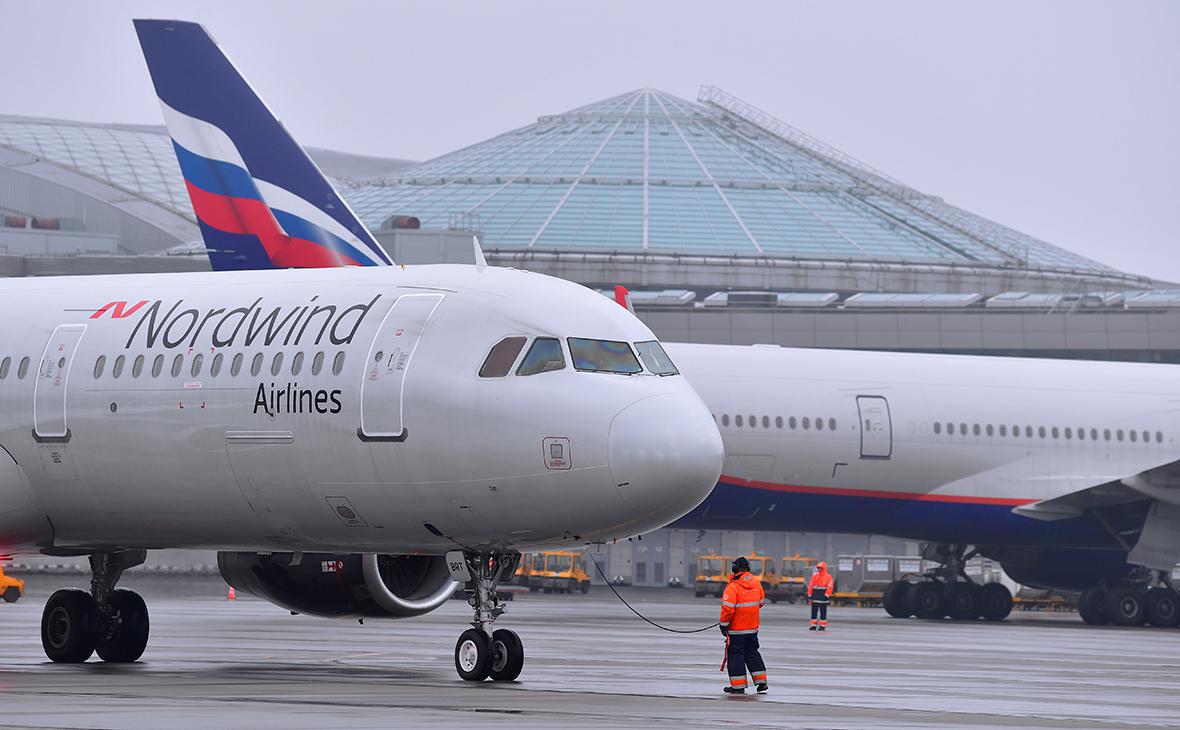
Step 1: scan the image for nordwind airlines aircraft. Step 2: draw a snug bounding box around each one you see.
[0,19,723,681]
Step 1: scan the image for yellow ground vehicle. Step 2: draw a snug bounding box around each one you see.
[514,552,547,590]
[769,555,818,604]
[0,563,24,603]
[693,554,732,597]
[536,551,591,594]
[744,553,778,592]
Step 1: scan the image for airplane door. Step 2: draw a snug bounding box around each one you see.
[857,395,892,459]
[34,324,86,441]
[359,293,444,440]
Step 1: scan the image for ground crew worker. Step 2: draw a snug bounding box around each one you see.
[808,561,835,630]
[719,556,768,694]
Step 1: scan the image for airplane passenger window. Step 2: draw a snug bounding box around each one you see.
[210,354,222,377]
[776,416,783,429]
[721,415,730,427]
[634,341,678,376]
[93,356,106,379]
[231,353,243,377]
[191,354,204,377]
[1051,427,1059,439]
[1130,430,1138,442]
[1025,426,1033,438]
[0,357,9,379]
[829,418,836,431]
[749,414,756,428]
[1077,427,1084,440]
[934,422,941,435]
[1065,428,1072,439]
[566,338,642,375]
[112,355,125,379]
[999,425,1007,436]
[312,352,324,375]
[762,416,770,429]
[1157,431,1164,443]
[946,422,953,435]
[959,423,967,436]
[1104,429,1111,441]
[973,424,980,436]
[152,354,164,378]
[816,417,824,431]
[986,424,994,436]
[479,337,527,378]
[132,355,144,378]
[803,417,811,430]
[18,357,29,379]
[1143,430,1150,443]
[171,355,183,378]
[735,415,744,427]
[1116,430,1124,442]
[1038,426,1046,438]
[291,352,304,376]
[271,352,284,376]
[250,353,263,376]
[333,351,346,375]
[789,417,797,429]
[517,338,565,376]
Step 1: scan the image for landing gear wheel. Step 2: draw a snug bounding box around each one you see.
[1145,588,1180,628]
[41,588,97,663]
[1106,584,1146,626]
[946,583,981,620]
[489,628,524,682]
[455,628,491,681]
[95,589,149,663]
[978,582,1013,621]
[883,580,913,618]
[908,582,946,620]
[1078,585,1109,625]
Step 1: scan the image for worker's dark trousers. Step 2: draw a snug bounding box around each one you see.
[810,600,829,627]
[727,632,768,689]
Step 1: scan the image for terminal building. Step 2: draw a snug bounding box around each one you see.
[2,88,1177,586]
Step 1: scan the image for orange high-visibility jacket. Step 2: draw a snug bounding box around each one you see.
[808,570,835,597]
[720,571,765,635]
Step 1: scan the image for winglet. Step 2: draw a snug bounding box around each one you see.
[614,285,636,314]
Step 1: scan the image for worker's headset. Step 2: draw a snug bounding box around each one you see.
[731,558,749,573]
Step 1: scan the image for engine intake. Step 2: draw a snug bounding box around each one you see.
[217,552,457,619]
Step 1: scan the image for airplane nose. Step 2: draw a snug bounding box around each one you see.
[608,393,723,528]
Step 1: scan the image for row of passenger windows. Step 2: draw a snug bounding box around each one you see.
[933,421,1164,444]
[717,413,839,432]
[0,356,31,380]
[93,351,348,380]
[479,336,678,378]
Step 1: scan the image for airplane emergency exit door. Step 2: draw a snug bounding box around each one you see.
[34,324,86,441]
[857,395,892,458]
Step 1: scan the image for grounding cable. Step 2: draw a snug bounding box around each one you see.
[589,554,720,634]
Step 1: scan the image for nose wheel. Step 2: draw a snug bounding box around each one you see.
[452,551,525,682]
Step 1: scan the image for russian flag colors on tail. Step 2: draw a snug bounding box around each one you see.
[133,19,392,271]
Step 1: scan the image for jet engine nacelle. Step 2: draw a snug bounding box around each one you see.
[980,545,1133,592]
[217,552,458,619]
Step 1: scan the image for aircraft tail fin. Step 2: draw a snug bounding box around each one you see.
[133,19,392,271]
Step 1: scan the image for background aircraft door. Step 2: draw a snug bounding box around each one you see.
[360,293,444,440]
[857,395,892,458]
[34,324,86,441]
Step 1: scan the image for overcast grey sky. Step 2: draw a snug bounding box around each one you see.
[3,1,1177,281]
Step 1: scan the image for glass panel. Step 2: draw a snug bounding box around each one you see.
[634,340,678,375]
[516,337,565,376]
[567,338,641,374]
[479,336,527,378]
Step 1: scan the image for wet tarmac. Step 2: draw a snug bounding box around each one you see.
[0,576,1177,729]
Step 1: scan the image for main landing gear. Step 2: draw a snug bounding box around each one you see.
[453,551,524,682]
[1077,572,1180,628]
[882,544,1013,622]
[41,550,150,663]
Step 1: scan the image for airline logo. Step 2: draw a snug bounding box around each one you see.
[164,101,388,269]
[134,19,393,271]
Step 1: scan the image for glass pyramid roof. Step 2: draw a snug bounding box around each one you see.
[347,87,1114,274]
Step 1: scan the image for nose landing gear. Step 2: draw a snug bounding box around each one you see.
[40,550,149,663]
[452,551,524,682]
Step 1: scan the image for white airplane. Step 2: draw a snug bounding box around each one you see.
[666,343,1180,628]
[0,20,724,681]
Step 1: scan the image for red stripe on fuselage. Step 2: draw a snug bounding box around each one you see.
[720,474,1036,507]
[185,180,362,268]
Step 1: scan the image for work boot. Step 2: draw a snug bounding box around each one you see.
[818,626,826,632]
[809,625,817,631]
[756,683,768,694]
[723,686,745,695]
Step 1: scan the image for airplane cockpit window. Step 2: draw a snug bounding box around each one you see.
[479,336,527,378]
[516,338,565,376]
[567,338,642,375]
[634,340,678,375]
